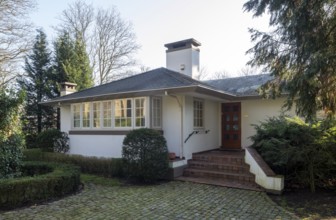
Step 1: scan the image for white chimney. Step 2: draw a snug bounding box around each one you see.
[60,82,77,96]
[164,38,201,79]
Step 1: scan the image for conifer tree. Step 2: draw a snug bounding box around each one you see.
[18,29,57,137]
[54,31,93,91]
[244,0,336,121]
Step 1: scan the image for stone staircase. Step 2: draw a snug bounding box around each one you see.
[177,150,263,191]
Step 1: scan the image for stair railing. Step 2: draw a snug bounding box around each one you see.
[184,129,210,143]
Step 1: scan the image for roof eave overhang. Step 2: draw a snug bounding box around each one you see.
[41,85,239,106]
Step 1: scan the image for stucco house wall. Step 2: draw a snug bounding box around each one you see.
[183,96,220,160]
[60,105,71,132]
[240,98,295,147]
[69,134,124,157]
[162,95,182,157]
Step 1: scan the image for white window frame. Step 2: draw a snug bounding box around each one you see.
[82,102,91,129]
[114,98,133,129]
[151,97,162,129]
[71,103,81,129]
[92,101,101,129]
[102,100,113,128]
[70,97,150,130]
[193,99,204,129]
[134,97,146,128]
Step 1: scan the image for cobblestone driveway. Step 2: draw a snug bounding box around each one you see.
[0,181,297,220]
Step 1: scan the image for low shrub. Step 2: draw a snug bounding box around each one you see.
[251,116,336,192]
[23,149,123,177]
[0,161,80,210]
[36,129,69,153]
[122,128,169,183]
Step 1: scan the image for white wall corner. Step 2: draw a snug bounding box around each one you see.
[245,147,284,194]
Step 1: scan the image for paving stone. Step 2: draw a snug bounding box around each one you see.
[0,181,298,220]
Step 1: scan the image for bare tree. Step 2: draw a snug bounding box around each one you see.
[93,7,139,84]
[57,2,139,85]
[238,66,258,77]
[0,0,36,87]
[56,0,94,45]
[209,70,229,80]
[196,66,209,81]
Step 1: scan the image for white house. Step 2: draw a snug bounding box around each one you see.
[43,39,295,193]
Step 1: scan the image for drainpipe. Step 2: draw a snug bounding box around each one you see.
[166,92,184,159]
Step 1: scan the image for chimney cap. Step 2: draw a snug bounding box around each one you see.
[60,82,77,86]
[164,38,201,51]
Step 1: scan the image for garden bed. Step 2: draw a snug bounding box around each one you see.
[270,188,336,219]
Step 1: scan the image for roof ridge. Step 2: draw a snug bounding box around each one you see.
[204,73,270,82]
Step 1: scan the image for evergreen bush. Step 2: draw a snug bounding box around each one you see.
[0,89,25,179]
[0,134,24,179]
[122,128,169,183]
[251,116,336,192]
[0,161,80,210]
[36,129,69,153]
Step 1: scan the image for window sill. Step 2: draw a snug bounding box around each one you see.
[69,129,163,135]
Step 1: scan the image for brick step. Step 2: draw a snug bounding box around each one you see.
[192,153,245,165]
[176,176,264,192]
[183,168,255,183]
[187,160,250,173]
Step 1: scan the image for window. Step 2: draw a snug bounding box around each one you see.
[115,99,132,127]
[152,97,162,128]
[72,104,81,128]
[193,99,204,128]
[102,101,112,127]
[92,102,101,128]
[82,102,90,128]
[135,98,146,127]
[71,97,148,130]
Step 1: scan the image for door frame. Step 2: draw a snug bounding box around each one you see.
[221,102,242,149]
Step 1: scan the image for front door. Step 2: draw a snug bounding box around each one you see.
[221,102,241,149]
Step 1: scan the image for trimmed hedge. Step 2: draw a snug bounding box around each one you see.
[122,128,169,183]
[0,161,80,210]
[23,149,123,177]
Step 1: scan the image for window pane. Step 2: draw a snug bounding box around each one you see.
[103,101,112,127]
[73,104,81,128]
[93,102,100,128]
[115,99,132,127]
[193,100,204,128]
[152,98,161,128]
[135,98,145,127]
[82,102,90,128]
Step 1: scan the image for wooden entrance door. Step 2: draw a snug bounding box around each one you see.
[221,102,241,149]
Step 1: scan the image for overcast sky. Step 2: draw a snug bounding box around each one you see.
[30,0,269,77]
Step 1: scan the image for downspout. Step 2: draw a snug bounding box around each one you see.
[166,92,184,159]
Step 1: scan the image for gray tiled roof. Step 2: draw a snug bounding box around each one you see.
[205,74,273,96]
[44,68,219,104]
[43,68,272,105]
